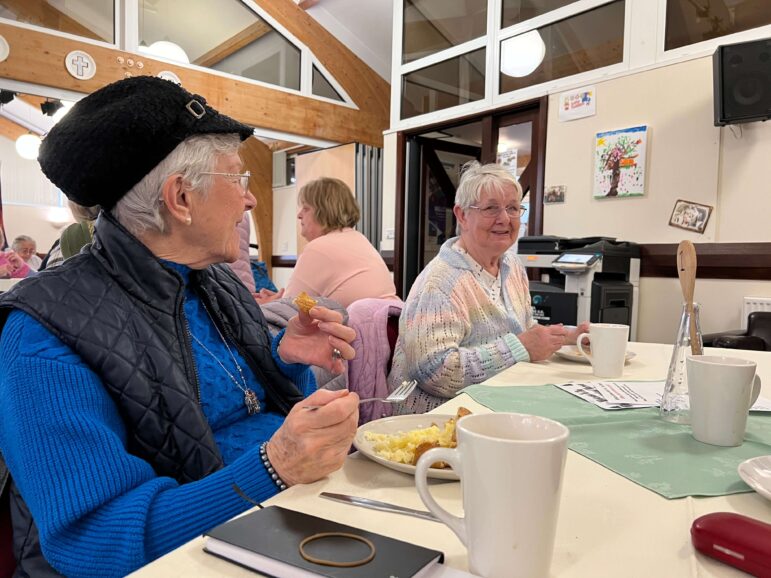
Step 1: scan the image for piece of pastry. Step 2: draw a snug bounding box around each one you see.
[294,291,317,314]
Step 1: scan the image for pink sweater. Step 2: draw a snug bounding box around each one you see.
[285,228,397,308]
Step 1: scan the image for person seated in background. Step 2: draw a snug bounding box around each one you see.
[0,76,358,578]
[0,229,30,279]
[11,235,41,271]
[42,201,102,270]
[283,177,398,308]
[389,161,588,414]
[228,212,286,304]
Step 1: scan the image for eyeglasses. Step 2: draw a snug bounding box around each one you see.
[200,171,251,192]
[468,204,527,219]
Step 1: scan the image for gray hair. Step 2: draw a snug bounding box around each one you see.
[454,161,523,210]
[11,235,35,250]
[112,133,242,237]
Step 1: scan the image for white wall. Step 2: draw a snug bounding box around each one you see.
[542,55,771,342]
[0,137,74,252]
[381,54,771,343]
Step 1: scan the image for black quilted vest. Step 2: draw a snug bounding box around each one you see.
[0,212,304,576]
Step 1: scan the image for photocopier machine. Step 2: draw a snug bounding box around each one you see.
[516,236,641,341]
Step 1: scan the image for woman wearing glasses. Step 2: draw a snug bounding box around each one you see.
[0,77,358,577]
[389,161,587,414]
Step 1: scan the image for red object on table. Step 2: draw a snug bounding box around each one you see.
[691,512,771,577]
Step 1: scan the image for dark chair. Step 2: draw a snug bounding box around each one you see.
[703,312,771,352]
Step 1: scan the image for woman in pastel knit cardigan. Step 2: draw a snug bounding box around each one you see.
[390,161,588,414]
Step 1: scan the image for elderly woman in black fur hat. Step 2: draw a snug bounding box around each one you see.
[0,77,359,577]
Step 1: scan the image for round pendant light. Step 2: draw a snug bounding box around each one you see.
[500,31,546,78]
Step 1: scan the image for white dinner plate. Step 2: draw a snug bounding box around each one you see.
[353,414,460,480]
[738,455,771,501]
[553,345,636,364]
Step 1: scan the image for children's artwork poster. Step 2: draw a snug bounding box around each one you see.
[558,86,596,121]
[593,125,648,198]
[497,148,518,177]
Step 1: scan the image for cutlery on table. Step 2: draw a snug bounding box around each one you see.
[319,491,440,523]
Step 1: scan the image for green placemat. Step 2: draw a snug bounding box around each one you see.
[460,384,771,499]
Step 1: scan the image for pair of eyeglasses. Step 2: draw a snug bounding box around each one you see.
[468,205,527,219]
[200,171,251,192]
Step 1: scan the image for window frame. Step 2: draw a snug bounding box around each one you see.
[391,0,771,131]
[0,0,359,110]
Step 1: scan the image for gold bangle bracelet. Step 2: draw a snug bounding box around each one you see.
[298,532,376,568]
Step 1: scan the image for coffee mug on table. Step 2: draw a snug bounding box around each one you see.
[687,355,761,447]
[414,413,569,578]
[576,323,630,378]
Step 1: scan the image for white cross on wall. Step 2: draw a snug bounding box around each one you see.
[70,54,90,77]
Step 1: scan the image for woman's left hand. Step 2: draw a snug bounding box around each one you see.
[279,305,356,374]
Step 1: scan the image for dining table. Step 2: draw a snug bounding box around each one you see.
[130,342,771,577]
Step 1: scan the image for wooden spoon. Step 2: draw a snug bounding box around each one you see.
[676,240,701,355]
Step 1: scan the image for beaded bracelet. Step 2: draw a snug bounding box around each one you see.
[260,441,288,491]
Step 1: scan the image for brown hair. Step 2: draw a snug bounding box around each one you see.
[298,177,360,232]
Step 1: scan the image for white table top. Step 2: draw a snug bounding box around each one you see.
[131,343,771,577]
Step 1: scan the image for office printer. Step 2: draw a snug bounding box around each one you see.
[516,236,641,340]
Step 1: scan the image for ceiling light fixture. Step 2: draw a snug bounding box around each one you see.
[139,40,190,64]
[500,30,546,78]
[0,89,16,105]
[15,133,42,160]
[40,98,65,117]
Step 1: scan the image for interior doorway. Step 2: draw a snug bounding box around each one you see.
[395,97,548,297]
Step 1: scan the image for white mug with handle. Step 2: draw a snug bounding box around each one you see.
[687,355,762,447]
[576,323,629,378]
[414,413,569,578]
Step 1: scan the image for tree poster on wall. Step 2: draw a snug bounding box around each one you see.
[593,125,648,198]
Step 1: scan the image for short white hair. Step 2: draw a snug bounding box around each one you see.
[454,161,523,210]
[112,133,242,237]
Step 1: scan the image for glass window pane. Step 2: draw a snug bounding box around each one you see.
[502,0,578,29]
[665,0,771,51]
[402,48,486,120]
[499,1,625,94]
[312,66,343,102]
[403,0,487,64]
[139,0,300,91]
[0,0,114,43]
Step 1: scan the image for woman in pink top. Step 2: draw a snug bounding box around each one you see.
[285,177,398,308]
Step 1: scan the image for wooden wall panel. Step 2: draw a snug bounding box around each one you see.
[0,22,387,147]
[240,138,274,277]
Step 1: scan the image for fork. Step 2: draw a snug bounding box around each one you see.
[303,380,418,411]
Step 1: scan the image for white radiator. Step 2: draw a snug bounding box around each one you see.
[742,297,771,329]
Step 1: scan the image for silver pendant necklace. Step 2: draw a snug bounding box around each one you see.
[190,304,260,416]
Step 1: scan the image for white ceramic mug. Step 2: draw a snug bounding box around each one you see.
[576,323,629,378]
[687,355,762,447]
[414,413,569,578]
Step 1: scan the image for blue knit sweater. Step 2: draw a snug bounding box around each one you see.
[0,263,315,577]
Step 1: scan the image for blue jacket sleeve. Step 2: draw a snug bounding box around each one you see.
[0,311,278,578]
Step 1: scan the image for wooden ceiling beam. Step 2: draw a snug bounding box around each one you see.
[193,21,272,68]
[0,0,104,42]
[251,0,390,120]
[0,22,387,147]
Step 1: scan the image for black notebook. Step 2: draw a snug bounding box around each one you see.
[204,505,444,578]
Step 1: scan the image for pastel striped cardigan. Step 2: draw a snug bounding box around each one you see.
[389,237,535,414]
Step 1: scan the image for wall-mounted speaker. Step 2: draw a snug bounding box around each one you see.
[713,38,770,126]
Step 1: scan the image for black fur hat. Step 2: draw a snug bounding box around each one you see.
[38,76,253,209]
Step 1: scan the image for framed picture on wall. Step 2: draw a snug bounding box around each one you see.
[668,199,713,234]
[544,185,566,204]
[593,125,648,198]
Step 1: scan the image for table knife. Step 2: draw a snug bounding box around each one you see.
[319,491,440,523]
